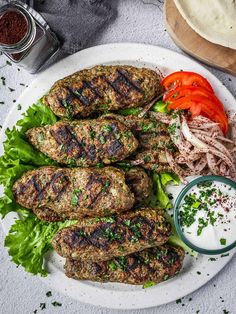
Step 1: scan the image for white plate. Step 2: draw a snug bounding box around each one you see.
[0,43,235,310]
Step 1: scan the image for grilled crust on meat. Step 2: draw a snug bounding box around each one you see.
[43,65,163,118]
[64,244,185,285]
[26,118,138,167]
[125,167,152,202]
[52,208,172,262]
[100,113,171,150]
[12,166,135,221]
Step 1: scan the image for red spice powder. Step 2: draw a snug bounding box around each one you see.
[0,10,28,45]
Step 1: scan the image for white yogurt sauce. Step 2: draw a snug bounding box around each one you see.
[178,180,236,251]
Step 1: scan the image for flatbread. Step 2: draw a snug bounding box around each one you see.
[174,0,236,49]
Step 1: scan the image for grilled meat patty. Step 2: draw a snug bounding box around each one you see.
[52,208,172,261]
[26,118,138,167]
[12,166,136,221]
[125,167,152,202]
[65,244,185,285]
[44,65,163,119]
[131,149,172,172]
[101,113,171,150]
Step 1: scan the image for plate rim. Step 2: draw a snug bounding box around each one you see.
[0,42,235,310]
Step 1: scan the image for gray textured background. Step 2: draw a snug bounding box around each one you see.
[0,1,235,313]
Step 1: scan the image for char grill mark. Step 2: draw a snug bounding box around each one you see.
[82,174,110,209]
[50,125,84,157]
[103,69,144,98]
[66,215,157,250]
[61,80,104,108]
[18,172,69,203]
[116,69,144,94]
[107,140,123,156]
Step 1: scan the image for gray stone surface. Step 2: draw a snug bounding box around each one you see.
[0,1,235,313]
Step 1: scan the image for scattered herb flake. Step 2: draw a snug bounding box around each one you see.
[221,253,229,257]
[220,238,226,245]
[51,301,62,307]
[39,303,46,310]
[46,291,52,297]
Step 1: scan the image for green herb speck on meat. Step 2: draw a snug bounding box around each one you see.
[102,180,110,192]
[99,135,106,144]
[103,125,113,133]
[108,261,117,271]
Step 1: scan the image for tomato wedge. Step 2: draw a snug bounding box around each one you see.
[167,95,228,134]
[164,86,224,111]
[162,71,213,93]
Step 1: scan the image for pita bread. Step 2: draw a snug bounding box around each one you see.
[174,0,236,49]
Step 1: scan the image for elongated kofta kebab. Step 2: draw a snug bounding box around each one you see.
[12,166,152,221]
[52,208,172,262]
[65,244,185,285]
[43,65,163,118]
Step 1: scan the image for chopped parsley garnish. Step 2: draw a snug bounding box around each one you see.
[124,131,132,139]
[123,219,131,226]
[71,194,78,205]
[71,189,81,205]
[208,258,217,261]
[197,218,208,236]
[89,130,96,139]
[99,135,106,144]
[117,256,127,270]
[40,303,46,310]
[103,125,113,132]
[102,180,110,192]
[96,216,116,223]
[95,162,104,168]
[168,123,177,134]
[220,238,226,245]
[103,228,122,241]
[143,155,151,162]
[108,261,117,271]
[62,100,73,119]
[51,301,62,307]
[46,291,52,297]
[141,122,155,132]
[143,281,156,289]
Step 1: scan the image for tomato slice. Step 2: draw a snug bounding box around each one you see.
[164,86,224,111]
[167,95,228,134]
[162,71,213,93]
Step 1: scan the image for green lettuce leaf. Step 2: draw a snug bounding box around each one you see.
[151,172,195,254]
[5,210,76,276]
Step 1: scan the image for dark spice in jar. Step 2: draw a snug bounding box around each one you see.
[0,10,28,45]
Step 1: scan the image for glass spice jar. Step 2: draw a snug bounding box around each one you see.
[0,1,60,73]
